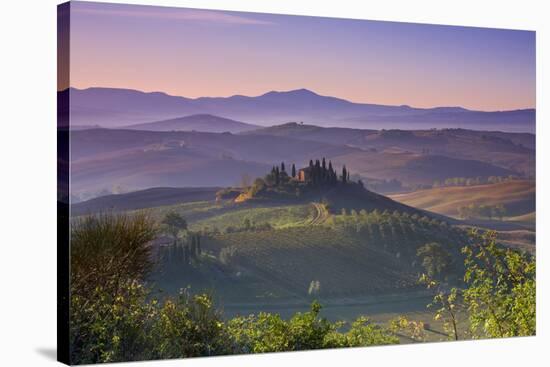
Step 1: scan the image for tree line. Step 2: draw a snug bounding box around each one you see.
[433,175,521,188]
[457,203,507,220]
[263,157,352,188]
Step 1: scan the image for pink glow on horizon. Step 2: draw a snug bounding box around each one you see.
[69,2,535,111]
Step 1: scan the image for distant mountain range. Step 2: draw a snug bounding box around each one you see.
[66,87,536,133]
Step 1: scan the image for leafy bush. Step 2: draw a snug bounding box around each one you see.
[462,230,535,337]
[70,280,156,364]
[227,301,398,353]
[419,230,536,340]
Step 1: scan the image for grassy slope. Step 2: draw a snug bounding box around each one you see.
[192,204,314,230]
[188,213,465,301]
[127,199,314,232]
[71,187,221,216]
[389,180,535,218]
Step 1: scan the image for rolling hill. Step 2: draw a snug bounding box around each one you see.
[71,169,530,304]
[331,150,517,186]
[389,180,535,219]
[86,181,466,301]
[125,114,259,133]
[69,127,531,199]
[71,187,221,215]
[67,87,535,132]
[247,123,535,177]
[69,128,357,197]
[150,204,467,301]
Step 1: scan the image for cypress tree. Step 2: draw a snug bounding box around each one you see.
[281,161,286,172]
[190,236,196,258]
[315,160,321,184]
[275,166,280,185]
[291,164,296,178]
[179,244,185,263]
[184,244,190,265]
[342,165,347,183]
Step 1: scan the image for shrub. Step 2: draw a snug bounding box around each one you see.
[70,212,158,300]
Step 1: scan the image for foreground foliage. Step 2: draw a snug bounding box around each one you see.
[70,214,536,364]
[419,230,536,341]
[462,230,536,338]
[71,284,398,364]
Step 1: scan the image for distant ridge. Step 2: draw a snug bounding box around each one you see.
[67,87,535,132]
[124,114,259,133]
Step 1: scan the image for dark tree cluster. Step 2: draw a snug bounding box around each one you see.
[262,159,352,190]
[267,163,289,186]
[159,233,202,266]
[307,158,350,186]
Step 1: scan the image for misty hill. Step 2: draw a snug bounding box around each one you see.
[125,114,259,133]
[69,127,530,199]
[67,87,535,132]
[72,187,220,216]
[332,151,517,186]
[247,122,535,177]
[69,128,357,197]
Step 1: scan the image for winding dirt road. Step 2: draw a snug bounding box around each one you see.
[309,202,329,225]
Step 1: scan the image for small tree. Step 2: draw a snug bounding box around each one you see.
[308,280,321,297]
[416,242,451,279]
[162,211,187,243]
[240,173,252,188]
[291,164,296,178]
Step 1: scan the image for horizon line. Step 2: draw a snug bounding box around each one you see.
[63,85,536,113]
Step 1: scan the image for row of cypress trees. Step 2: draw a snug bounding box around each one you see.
[268,158,351,186]
[159,234,202,265]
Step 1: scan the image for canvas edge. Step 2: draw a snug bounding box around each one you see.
[57,1,71,365]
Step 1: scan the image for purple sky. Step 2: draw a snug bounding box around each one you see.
[69,1,535,111]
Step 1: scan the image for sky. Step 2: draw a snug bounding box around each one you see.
[68,1,536,111]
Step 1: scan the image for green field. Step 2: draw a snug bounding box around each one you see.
[151,208,467,303]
